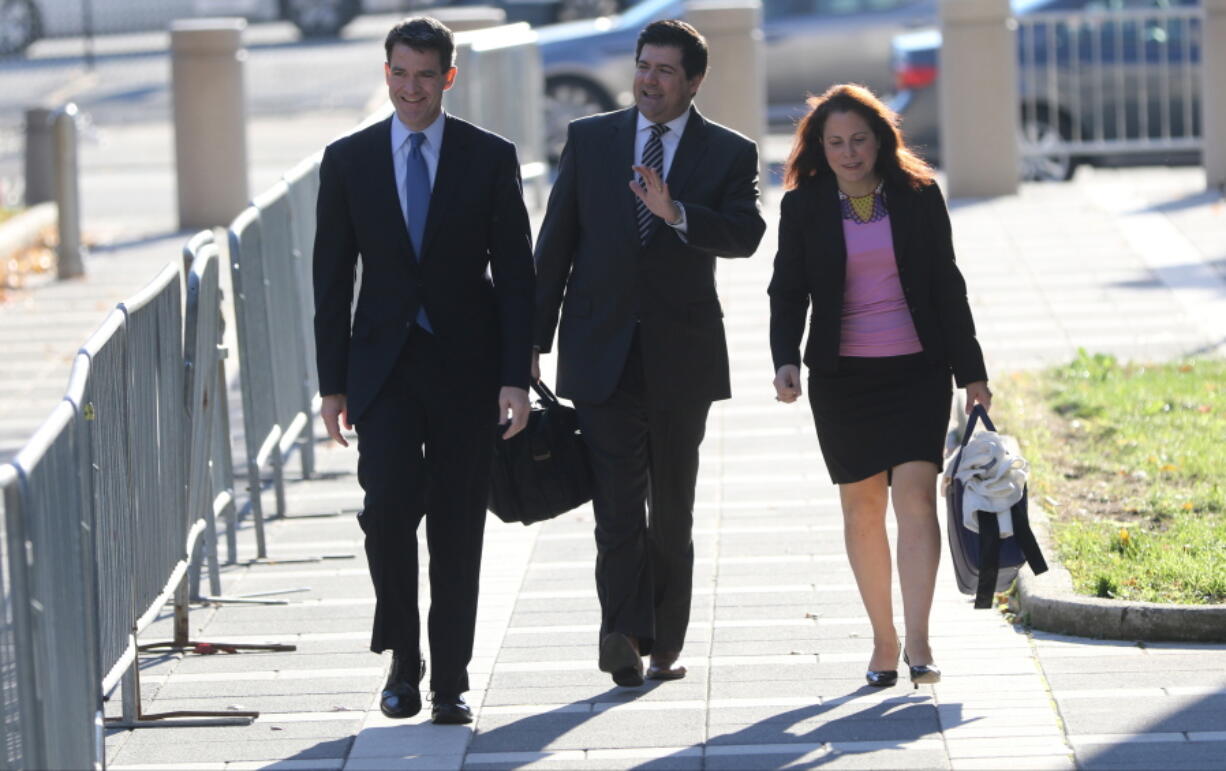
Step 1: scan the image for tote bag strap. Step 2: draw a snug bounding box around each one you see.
[532,379,561,406]
[950,404,995,476]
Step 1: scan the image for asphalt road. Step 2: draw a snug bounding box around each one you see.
[0,13,398,195]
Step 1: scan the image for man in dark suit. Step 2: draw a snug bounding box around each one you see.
[313,17,534,724]
[533,19,766,687]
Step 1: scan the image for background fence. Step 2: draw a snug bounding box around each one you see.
[1018,4,1203,160]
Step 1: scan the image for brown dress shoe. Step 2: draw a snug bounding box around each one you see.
[646,653,687,681]
[598,633,644,687]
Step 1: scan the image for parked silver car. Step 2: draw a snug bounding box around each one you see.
[539,0,936,159]
[890,0,1202,180]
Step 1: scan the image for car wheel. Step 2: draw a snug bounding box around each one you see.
[556,0,622,22]
[1019,105,1076,182]
[283,0,359,38]
[0,0,40,57]
[545,77,614,162]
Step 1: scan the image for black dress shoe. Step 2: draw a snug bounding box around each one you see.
[431,694,473,725]
[380,655,426,719]
[598,632,644,687]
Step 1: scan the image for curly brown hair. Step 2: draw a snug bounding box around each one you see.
[783,83,934,191]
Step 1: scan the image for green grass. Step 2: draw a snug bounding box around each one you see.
[994,350,1226,605]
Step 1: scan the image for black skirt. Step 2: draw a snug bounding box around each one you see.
[807,353,952,485]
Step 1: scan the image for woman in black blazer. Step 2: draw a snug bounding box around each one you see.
[769,84,991,689]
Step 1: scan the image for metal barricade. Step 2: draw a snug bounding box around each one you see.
[450,23,548,206]
[72,310,136,705]
[228,207,281,557]
[89,263,255,729]
[0,464,39,769]
[8,402,100,770]
[182,231,232,596]
[178,233,306,609]
[1017,5,1203,166]
[256,184,317,484]
[283,157,322,412]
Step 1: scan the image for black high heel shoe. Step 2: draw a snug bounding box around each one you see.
[903,652,941,689]
[865,668,898,687]
[865,640,900,687]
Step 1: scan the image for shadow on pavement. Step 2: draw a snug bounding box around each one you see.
[647,688,976,770]
[1076,688,1226,770]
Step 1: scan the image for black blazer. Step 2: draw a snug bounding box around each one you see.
[313,114,535,423]
[768,175,987,387]
[534,107,766,407]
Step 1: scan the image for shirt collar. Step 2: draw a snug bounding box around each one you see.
[391,110,447,153]
[636,106,691,138]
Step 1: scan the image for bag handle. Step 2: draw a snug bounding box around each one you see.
[960,403,997,448]
[532,379,561,406]
[950,403,995,477]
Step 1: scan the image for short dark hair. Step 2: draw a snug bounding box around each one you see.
[384,16,455,70]
[635,19,708,80]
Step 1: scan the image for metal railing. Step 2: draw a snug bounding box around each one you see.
[2,401,100,770]
[1017,5,1203,159]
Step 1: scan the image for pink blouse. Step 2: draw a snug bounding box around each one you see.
[839,213,923,357]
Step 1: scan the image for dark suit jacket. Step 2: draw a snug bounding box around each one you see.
[534,107,766,408]
[313,114,535,424]
[768,175,988,387]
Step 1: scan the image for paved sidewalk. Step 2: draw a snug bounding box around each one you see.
[80,163,1226,770]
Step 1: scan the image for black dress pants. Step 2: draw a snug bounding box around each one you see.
[355,327,497,697]
[575,332,711,657]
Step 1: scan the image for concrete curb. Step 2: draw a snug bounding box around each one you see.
[0,202,56,262]
[1017,559,1226,642]
[952,393,1226,642]
[1015,503,1226,642]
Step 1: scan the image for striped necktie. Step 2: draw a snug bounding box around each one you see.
[635,123,669,246]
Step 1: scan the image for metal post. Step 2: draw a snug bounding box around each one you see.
[82,0,96,70]
[54,104,85,279]
[1204,0,1226,190]
[938,0,1020,197]
[24,107,54,205]
[171,19,250,229]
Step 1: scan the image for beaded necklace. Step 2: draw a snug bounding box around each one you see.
[838,181,887,224]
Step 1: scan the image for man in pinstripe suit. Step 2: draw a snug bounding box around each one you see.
[533,20,765,687]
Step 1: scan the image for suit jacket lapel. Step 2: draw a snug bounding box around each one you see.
[610,108,640,252]
[421,115,471,261]
[367,116,419,279]
[664,107,709,198]
[884,179,913,278]
[816,176,847,308]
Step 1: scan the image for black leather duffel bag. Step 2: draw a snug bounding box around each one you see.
[489,380,593,525]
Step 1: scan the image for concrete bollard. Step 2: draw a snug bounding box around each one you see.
[684,0,765,174]
[1204,0,1226,191]
[54,104,84,279]
[171,19,249,230]
[938,0,1019,198]
[24,107,55,206]
[429,6,507,32]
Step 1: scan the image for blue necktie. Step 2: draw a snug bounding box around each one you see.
[404,132,432,331]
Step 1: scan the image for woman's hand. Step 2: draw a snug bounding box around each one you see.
[774,365,803,404]
[964,380,992,414]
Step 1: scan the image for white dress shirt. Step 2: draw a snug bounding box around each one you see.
[391,110,446,229]
[634,107,691,234]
